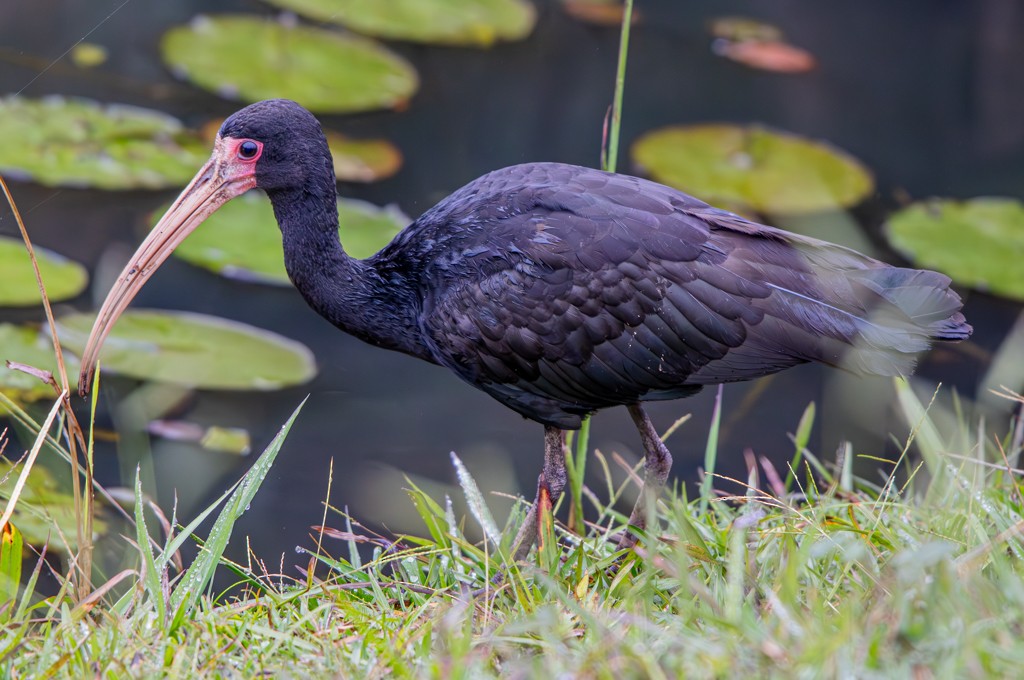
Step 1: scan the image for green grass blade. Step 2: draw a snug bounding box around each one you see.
[405,478,452,548]
[449,452,500,550]
[0,522,23,616]
[134,467,165,626]
[700,385,724,512]
[169,398,306,615]
[894,378,945,474]
[565,420,589,534]
[602,0,634,173]
[785,402,816,491]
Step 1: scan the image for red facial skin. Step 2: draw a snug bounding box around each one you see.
[78,136,264,394]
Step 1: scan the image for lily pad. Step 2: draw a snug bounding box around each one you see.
[885,197,1024,300]
[263,0,536,47]
[0,460,105,553]
[709,17,784,42]
[166,191,408,285]
[562,0,640,27]
[0,237,88,307]
[69,42,109,68]
[147,420,252,455]
[0,96,209,189]
[57,310,317,390]
[161,15,419,114]
[712,39,816,74]
[631,124,874,214]
[326,131,403,182]
[0,324,77,411]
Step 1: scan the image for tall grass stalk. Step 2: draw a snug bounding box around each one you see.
[567,0,636,539]
[2,178,93,598]
[602,0,635,175]
[699,384,723,512]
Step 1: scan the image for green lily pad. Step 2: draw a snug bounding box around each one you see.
[0,460,105,553]
[326,131,403,183]
[0,324,78,411]
[885,197,1024,300]
[708,17,783,42]
[165,191,407,285]
[147,420,252,455]
[57,310,317,390]
[0,237,88,307]
[0,96,209,189]
[263,0,536,47]
[631,124,874,214]
[161,15,419,114]
[69,42,109,68]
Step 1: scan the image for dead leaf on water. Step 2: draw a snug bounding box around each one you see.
[562,0,641,27]
[713,39,816,74]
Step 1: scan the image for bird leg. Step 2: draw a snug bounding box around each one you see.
[512,426,567,560]
[618,404,673,550]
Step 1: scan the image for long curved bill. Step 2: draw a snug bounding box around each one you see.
[77,138,257,395]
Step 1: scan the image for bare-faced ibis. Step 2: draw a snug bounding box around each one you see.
[78,99,971,558]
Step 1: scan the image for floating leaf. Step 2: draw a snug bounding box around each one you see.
[165,191,407,285]
[161,15,418,114]
[147,420,252,455]
[562,0,640,26]
[0,461,104,553]
[200,427,252,455]
[0,237,88,307]
[885,197,1024,300]
[709,17,783,42]
[264,0,536,47]
[57,310,317,390]
[326,131,403,183]
[631,124,873,214]
[69,42,108,68]
[712,39,816,73]
[0,324,77,411]
[0,96,209,189]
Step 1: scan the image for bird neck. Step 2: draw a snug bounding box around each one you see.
[268,187,431,361]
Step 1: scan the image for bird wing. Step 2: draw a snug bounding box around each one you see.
[410,163,967,428]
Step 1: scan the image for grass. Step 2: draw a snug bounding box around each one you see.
[4,3,1022,675]
[2,378,1024,677]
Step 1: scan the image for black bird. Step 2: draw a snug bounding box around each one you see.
[79,99,971,557]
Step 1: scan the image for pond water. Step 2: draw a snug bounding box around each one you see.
[1,1,1022,569]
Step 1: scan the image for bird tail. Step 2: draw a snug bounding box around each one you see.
[761,261,971,377]
[687,210,971,384]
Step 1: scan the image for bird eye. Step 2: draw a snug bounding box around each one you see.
[237,140,261,160]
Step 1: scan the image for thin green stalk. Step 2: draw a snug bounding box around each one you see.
[784,402,816,491]
[1,177,92,599]
[569,0,634,537]
[566,423,589,533]
[699,385,723,513]
[602,0,634,174]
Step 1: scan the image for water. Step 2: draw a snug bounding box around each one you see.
[1,1,1021,568]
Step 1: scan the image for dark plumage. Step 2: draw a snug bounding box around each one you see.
[80,99,971,557]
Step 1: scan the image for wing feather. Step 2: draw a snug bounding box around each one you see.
[403,162,969,427]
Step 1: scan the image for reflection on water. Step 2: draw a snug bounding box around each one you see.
[1,1,1021,567]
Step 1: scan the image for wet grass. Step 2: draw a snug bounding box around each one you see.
[5,4,1023,675]
[2,380,1024,678]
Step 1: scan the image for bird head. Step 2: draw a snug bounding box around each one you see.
[218,99,333,193]
[76,99,329,395]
